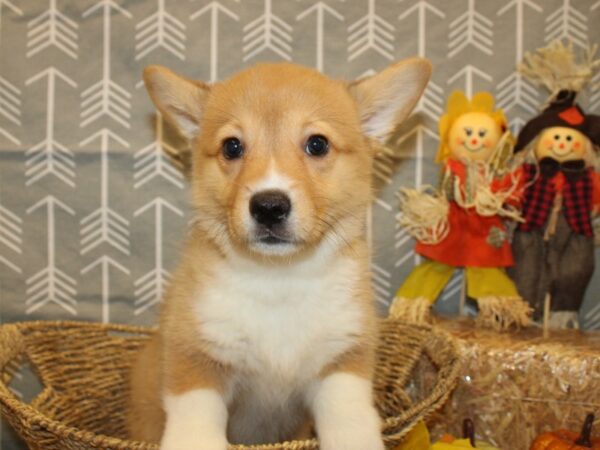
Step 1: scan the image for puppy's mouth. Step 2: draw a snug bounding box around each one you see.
[255,230,293,245]
[249,227,302,255]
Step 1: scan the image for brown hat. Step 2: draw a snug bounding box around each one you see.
[514,90,600,152]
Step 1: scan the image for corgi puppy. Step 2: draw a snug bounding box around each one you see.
[128,59,430,450]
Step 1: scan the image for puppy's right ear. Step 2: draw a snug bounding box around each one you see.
[143,65,209,141]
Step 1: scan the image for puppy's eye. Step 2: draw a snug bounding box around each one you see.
[305,135,329,157]
[222,138,244,160]
[478,129,487,138]
[464,127,473,136]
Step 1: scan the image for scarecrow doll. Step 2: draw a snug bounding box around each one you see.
[390,91,531,330]
[509,41,600,328]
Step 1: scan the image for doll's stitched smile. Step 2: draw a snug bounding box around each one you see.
[462,141,484,152]
[548,146,573,158]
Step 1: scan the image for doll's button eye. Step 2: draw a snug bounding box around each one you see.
[464,127,473,136]
[478,129,487,138]
[554,135,560,140]
[566,135,572,141]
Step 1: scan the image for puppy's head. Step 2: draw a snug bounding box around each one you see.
[144,61,430,259]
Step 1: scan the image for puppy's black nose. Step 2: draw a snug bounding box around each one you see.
[250,190,291,227]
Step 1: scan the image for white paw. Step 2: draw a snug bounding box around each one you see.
[317,408,384,450]
[310,373,385,450]
[161,389,229,450]
[160,433,228,450]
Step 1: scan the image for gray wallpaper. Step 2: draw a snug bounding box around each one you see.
[0,0,599,448]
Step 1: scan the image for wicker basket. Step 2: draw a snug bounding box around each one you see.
[0,319,459,449]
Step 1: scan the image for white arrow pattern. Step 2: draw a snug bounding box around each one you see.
[0,0,22,146]
[441,270,463,303]
[81,0,132,129]
[80,129,130,255]
[134,113,184,189]
[496,73,539,117]
[372,262,392,306]
[25,68,77,187]
[398,0,444,58]
[498,0,543,64]
[447,0,493,58]
[25,196,77,315]
[243,0,291,62]
[0,76,20,145]
[348,0,394,61]
[136,0,186,61]
[396,124,439,190]
[0,202,22,274]
[81,255,129,323]
[496,0,542,128]
[545,0,587,49]
[27,0,78,59]
[373,146,396,186]
[0,203,21,255]
[394,224,421,269]
[296,2,343,72]
[0,0,23,48]
[448,64,493,98]
[393,125,438,271]
[191,1,239,82]
[397,2,446,125]
[134,198,183,315]
[414,80,445,123]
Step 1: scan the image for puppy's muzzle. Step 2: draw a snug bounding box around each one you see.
[250,190,291,228]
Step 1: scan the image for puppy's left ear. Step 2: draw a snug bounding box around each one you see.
[143,65,210,141]
[349,58,431,142]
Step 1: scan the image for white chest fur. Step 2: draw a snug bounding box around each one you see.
[195,254,365,384]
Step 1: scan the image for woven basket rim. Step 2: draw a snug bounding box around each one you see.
[0,321,160,449]
[0,319,460,450]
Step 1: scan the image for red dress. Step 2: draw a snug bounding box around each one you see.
[415,159,516,268]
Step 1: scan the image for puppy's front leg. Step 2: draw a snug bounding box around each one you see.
[309,372,385,450]
[161,388,228,450]
[160,346,230,450]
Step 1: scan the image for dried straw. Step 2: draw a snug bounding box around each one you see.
[424,318,600,450]
[518,39,600,107]
[389,296,433,324]
[475,296,532,331]
[450,158,523,223]
[397,187,450,245]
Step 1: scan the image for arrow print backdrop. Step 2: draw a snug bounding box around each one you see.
[0,0,599,446]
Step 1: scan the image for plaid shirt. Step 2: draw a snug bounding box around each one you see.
[518,162,594,236]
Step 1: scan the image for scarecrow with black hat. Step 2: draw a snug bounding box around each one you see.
[510,41,600,328]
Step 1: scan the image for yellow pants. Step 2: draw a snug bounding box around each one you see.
[395,260,519,303]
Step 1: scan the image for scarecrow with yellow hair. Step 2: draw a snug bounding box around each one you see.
[390,91,531,329]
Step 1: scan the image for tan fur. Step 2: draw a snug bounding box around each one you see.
[128,60,430,448]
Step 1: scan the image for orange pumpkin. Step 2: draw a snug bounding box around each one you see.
[531,413,600,450]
